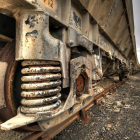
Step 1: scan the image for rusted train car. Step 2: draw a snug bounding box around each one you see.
[0,0,138,133]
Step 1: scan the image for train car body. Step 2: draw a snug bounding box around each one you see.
[0,0,138,132]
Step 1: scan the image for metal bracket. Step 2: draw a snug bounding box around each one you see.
[68,27,93,54]
[80,108,91,123]
[63,56,93,110]
[15,10,69,88]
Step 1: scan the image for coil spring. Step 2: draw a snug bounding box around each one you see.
[20,61,61,114]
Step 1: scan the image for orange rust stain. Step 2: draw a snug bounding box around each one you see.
[97,69,102,76]
[41,0,53,8]
[25,35,35,49]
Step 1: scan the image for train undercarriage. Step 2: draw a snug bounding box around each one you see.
[0,0,138,133]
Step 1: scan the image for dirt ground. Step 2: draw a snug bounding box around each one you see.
[0,73,140,140]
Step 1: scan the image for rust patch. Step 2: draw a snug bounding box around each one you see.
[69,10,81,31]
[25,30,38,50]
[41,0,54,8]
[76,74,85,95]
[25,35,35,49]
[76,70,89,97]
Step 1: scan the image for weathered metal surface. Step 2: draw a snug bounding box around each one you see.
[21,100,61,114]
[75,0,133,64]
[0,0,34,17]
[21,60,60,66]
[8,0,133,67]
[0,60,63,129]
[63,56,93,111]
[119,29,130,50]
[0,0,70,25]
[98,33,127,63]
[0,41,17,120]
[21,80,61,90]
[89,23,98,44]
[21,93,61,106]
[23,113,80,140]
[15,11,69,88]
[104,0,124,33]
[0,74,127,131]
[69,9,82,33]
[0,111,37,130]
[89,54,103,80]
[96,0,115,28]
[38,96,94,131]
[16,12,51,60]
[0,102,62,130]
[0,62,8,109]
[21,87,61,98]
[36,57,93,131]
[21,66,61,74]
[0,41,41,131]
[0,0,136,64]
[80,108,92,123]
[27,0,71,25]
[68,27,93,54]
[114,13,128,46]
[40,0,54,8]
[0,0,137,133]
[21,60,62,114]
[76,74,85,96]
[21,74,61,82]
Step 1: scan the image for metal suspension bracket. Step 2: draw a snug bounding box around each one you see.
[0,10,70,130]
[63,56,93,110]
[0,10,94,131]
[15,10,69,88]
[0,60,63,130]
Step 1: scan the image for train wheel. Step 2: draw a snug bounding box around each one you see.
[0,40,41,132]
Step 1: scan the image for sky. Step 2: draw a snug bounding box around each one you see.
[132,0,140,63]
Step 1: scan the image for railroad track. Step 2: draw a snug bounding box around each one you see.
[23,78,128,140]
